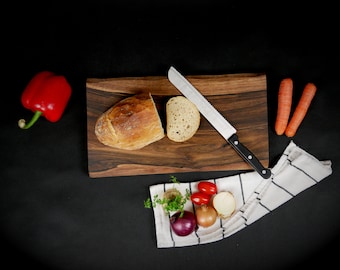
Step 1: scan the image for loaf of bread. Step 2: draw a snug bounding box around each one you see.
[95,93,165,150]
[166,96,200,142]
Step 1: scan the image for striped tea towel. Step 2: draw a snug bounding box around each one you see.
[148,141,332,248]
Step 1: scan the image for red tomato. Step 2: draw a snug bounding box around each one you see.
[190,192,211,205]
[198,181,218,195]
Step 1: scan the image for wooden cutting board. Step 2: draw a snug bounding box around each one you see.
[86,72,269,178]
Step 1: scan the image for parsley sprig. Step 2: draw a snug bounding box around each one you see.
[144,176,190,217]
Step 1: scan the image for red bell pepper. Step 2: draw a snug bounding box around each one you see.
[18,71,72,129]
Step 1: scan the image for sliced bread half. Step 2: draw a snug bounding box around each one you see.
[166,96,200,142]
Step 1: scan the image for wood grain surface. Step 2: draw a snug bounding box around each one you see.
[86,73,269,178]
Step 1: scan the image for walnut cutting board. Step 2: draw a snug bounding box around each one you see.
[86,73,269,178]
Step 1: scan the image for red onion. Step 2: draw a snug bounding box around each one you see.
[170,210,196,236]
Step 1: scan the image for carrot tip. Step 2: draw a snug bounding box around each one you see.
[285,131,294,137]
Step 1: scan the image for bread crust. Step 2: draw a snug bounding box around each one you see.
[95,93,165,150]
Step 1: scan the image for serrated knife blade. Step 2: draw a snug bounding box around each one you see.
[168,66,271,179]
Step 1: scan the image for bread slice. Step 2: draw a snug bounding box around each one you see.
[95,92,165,150]
[166,96,200,142]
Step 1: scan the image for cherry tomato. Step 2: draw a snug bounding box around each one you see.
[198,181,218,195]
[190,192,211,205]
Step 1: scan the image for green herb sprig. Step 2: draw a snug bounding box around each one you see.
[144,176,190,217]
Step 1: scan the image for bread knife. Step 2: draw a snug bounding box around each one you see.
[167,66,271,179]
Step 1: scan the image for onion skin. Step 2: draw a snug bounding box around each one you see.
[195,204,217,228]
[170,210,197,236]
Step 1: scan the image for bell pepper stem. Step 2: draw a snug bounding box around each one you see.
[18,111,43,129]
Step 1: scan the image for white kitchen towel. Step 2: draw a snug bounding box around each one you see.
[149,141,332,248]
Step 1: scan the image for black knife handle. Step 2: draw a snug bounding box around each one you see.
[227,134,271,179]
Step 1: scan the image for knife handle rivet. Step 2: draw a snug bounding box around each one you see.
[248,155,253,160]
[234,140,239,145]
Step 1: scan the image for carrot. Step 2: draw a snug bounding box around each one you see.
[285,82,317,137]
[275,78,293,135]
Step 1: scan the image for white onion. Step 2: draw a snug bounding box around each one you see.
[212,191,236,219]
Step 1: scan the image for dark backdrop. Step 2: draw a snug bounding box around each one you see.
[2,1,339,269]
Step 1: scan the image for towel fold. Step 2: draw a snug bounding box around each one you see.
[149,141,332,248]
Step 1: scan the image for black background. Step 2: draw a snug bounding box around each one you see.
[2,1,339,269]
